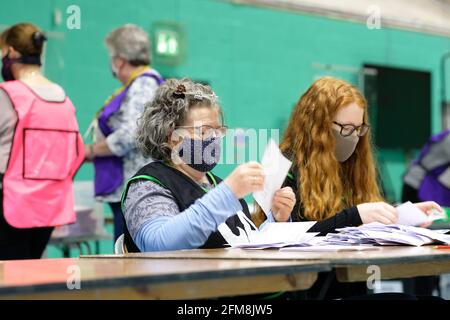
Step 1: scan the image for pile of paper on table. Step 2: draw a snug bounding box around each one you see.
[323,223,450,247]
[229,222,450,251]
[229,140,450,251]
[228,220,319,249]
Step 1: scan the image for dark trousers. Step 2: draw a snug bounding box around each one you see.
[297,271,368,300]
[108,202,124,242]
[0,188,54,260]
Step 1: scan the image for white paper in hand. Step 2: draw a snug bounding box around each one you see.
[253,140,292,216]
[396,201,444,226]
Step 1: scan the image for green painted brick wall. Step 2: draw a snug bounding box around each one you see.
[1,0,450,255]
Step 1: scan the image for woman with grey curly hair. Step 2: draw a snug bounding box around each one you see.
[83,24,164,243]
[120,78,296,252]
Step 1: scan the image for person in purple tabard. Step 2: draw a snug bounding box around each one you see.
[84,24,164,242]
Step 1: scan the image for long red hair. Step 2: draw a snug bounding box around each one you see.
[280,77,383,221]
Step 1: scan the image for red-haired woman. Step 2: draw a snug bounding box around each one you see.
[256,77,443,299]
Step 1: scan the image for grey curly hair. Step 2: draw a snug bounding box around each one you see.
[105,24,151,66]
[136,78,221,162]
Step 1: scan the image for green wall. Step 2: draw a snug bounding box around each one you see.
[1,0,450,254]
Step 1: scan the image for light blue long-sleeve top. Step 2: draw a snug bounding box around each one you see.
[123,179,277,252]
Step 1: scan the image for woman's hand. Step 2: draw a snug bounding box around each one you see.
[357,202,398,225]
[224,162,265,199]
[271,187,296,222]
[413,201,444,228]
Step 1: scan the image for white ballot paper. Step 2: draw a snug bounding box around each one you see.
[396,201,445,227]
[230,221,317,249]
[253,139,292,216]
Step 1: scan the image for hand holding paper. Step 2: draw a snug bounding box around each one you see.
[396,201,445,227]
[224,162,265,199]
[413,201,445,227]
[271,187,296,222]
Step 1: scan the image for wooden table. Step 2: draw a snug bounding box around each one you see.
[2,246,449,299]
[0,256,329,299]
[323,246,450,282]
[82,246,450,283]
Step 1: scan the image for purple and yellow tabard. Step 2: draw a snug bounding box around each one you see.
[416,129,450,206]
[94,69,164,196]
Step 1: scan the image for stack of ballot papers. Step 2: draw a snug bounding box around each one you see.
[229,221,318,249]
[280,244,382,252]
[322,223,450,247]
[227,220,450,251]
[275,235,382,252]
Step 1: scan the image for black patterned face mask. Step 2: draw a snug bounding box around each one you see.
[178,136,221,172]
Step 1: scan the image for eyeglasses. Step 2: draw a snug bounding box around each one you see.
[332,121,370,137]
[175,125,228,139]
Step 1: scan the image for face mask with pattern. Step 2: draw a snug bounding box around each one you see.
[178,136,221,172]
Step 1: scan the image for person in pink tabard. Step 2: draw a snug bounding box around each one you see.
[0,23,84,260]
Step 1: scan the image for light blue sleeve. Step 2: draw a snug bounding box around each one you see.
[134,182,243,252]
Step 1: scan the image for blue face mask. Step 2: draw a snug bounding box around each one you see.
[178,137,221,172]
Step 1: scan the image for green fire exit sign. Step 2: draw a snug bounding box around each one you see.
[153,22,185,65]
[156,30,179,56]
